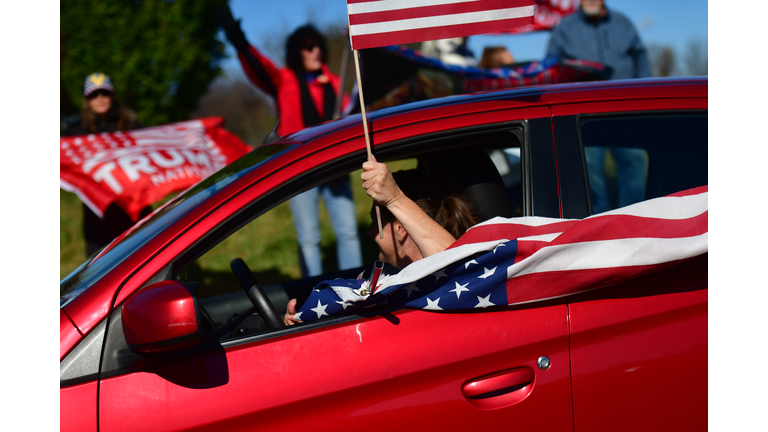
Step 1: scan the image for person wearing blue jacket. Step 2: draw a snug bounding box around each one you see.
[548,0,652,214]
[547,0,651,80]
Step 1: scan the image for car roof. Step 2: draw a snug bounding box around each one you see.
[283,76,708,145]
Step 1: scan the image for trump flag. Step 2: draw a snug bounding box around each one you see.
[523,0,579,33]
[294,186,708,322]
[60,117,252,222]
[347,0,536,50]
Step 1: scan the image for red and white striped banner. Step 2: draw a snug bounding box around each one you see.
[347,0,536,50]
[60,117,252,221]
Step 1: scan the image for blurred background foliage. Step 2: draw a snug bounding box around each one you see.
[61,0,228,127]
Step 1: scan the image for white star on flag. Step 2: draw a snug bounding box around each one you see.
[311,300,329,318]
[336,300,352,310]
[404,283,421,298]
[464,259,478,270]
[432,269,449,281]
[478,267,497,279]
[475,294,495,308]
[493,243,506,254]
[424,297,443,311]
[293,311,303,321]
[450,281,470,298]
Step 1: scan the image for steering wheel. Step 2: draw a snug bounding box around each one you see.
[229,258,284,329]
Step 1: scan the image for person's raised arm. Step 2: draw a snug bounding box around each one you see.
[361,158,456,257]
[213,3,279,97]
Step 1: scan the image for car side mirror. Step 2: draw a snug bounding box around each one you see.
[122,281,203,353]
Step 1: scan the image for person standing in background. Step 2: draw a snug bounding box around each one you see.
[215,5,362,277]
[547,0,652,214]
[547,0,651,80]
[62,72,150,256]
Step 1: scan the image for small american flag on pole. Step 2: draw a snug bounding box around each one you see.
[295,186,708,322]
[347,0,536,50]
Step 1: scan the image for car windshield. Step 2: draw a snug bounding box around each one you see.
[60,144,295,307]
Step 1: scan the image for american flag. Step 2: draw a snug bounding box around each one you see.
[295,186,708,322]
[347,0,536,50]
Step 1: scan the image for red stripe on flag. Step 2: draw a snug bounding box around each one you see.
[549,212,709,246]
[450,219,578,249]
[349,0,533,25]
[505,262,685,305]
[667,185,708,197]
[514,239,551,262]
[351,17,534,50]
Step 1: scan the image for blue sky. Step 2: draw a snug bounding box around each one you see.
[224,0,707,72]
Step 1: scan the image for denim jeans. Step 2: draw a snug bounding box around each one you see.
[289,175,363,277]
[585,147,648,215]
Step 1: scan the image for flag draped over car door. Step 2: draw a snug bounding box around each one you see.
[293,186,708,322]
[347,0,536,50]
[60,117,252,222]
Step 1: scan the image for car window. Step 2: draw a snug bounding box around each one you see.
[580,113,707,214]
[177,130,524,341]
[183,159,418,303]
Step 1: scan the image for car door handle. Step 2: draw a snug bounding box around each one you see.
[462,367,535,409]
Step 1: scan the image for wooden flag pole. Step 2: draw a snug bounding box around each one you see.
[353,49,384,239]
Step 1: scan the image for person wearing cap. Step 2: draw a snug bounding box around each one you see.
[62,72,143,136]
[283,159,478,325]
[62,72,149,256]
[215,5,362,279]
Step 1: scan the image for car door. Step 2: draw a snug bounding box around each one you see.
[551,98,708,431]
[98,301,572,431]
[94,112,576,431]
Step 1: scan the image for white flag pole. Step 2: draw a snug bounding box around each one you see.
[353,49,384,239]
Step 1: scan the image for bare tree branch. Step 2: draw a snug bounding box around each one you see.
[684,39,708,76]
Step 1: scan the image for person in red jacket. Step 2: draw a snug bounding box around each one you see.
[216,6,362,277]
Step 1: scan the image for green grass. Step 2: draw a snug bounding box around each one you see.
[60,160,418,287]
[60,190,86,279]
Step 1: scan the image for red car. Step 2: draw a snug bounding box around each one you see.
[60,77,708,431]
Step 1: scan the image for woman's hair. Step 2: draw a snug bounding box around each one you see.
[285,24,328,72]
[379,169,479,238]
[80,97,138,133]
[415,195,479,238]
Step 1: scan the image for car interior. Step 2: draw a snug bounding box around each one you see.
[174,125,528,343]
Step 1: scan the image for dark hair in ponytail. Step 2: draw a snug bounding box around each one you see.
[377,169,479,238]
[416,195,478,238]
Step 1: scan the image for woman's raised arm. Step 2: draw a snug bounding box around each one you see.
[361,158,457,257]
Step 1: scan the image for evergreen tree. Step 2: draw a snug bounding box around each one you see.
[61,0,227,126]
